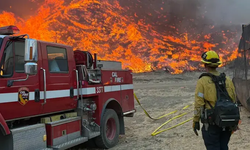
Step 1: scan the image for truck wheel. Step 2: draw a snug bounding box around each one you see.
[95,109,120,149]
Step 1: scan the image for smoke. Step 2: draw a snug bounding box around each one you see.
[199,0,250,50]
[201,0,250,26]
[0,0,39,18]
[118,0,204,33]
[118,0,250,29]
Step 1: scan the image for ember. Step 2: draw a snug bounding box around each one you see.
[0,0,240,74]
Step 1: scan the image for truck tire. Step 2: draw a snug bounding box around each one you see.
[0,133,12,150]
[95,109,120,149]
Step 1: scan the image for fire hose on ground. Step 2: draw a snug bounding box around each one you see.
[134,93,242,136]
[133,93,194,136]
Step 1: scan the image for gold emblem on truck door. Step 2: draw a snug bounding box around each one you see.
[18,87,29,106]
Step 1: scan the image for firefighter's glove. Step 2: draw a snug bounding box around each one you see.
[193,122,200,136]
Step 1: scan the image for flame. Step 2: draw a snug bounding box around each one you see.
[0,0,240,74]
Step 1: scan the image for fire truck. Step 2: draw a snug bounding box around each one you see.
[0,25,135,150]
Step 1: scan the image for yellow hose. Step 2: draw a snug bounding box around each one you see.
[134,93,193,120]
[151,112,193,136]
[134,93,194,136]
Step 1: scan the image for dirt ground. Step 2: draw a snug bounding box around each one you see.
[81,69,250,150]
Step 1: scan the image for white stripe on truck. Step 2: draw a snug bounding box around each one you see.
[121,84,134,90]
[104,85,121,92]
[0,84,133,104]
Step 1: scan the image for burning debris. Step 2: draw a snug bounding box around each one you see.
[0,0,241,74]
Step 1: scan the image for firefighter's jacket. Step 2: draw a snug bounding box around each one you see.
[193,70,236,123]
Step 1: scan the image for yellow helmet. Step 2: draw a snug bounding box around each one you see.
[201,51,222,66]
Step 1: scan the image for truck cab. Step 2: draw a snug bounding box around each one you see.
[0,27,77,121]
[0,25,135,150]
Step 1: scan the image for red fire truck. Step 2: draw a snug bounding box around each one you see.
[0,25,135,150]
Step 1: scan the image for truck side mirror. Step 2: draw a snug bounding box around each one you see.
[25,62,37,75]
[24,39,38,75]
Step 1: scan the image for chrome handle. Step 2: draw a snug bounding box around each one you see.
[75,69,79,100]
[41,68,46,105]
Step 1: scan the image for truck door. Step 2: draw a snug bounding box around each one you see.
[40,42,76,114]
[0,39,42,121]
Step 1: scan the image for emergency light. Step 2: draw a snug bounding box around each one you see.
[0,25,20,35]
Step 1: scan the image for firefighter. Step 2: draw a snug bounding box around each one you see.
[192,50,236,150]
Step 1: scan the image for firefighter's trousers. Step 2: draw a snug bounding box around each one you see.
[201,124,231,150]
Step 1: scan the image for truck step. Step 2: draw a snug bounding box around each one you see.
[51,137,88,150]
[89,131,100,139]
[82,122,100,139]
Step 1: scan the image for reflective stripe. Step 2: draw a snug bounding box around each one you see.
[121,84,134,90]
[198,92,204,98]
[104,85,121,92]
[0,84,134,103]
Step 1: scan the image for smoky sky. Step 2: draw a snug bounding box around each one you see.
[202,0,250,25]
[119,0,250,32]
[118,0,204,33]
[0,0,40,18]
